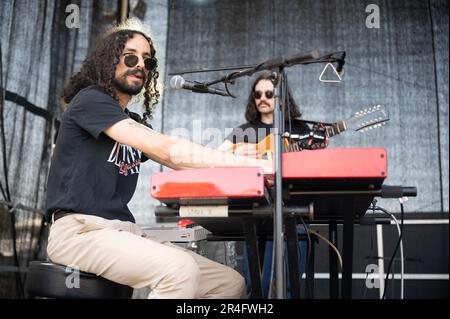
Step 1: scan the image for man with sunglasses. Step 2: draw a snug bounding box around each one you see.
[45,18,272,299]
[219,73,311,157]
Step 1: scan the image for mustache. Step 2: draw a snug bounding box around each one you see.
[258,102,270,108]
[124,69,146,80]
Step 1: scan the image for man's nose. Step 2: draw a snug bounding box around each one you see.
[134,56,146,69]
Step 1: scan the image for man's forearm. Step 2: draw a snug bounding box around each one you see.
[166,138,271,172]
[104,119,272,173]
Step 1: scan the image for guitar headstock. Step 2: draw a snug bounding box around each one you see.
[350,105,390,133]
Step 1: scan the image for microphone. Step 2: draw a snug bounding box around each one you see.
[336,52,346,75]
[336,60,345,75]
[170,75,229,96]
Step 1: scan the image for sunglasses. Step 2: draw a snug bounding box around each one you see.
[253,90,274,99]
[124,54,157,71]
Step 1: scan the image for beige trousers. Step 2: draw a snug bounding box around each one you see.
[47,214,246,299]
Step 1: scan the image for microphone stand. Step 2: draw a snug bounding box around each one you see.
[230,51,345,299]
[174,50,346,299]
[272,68,286,298]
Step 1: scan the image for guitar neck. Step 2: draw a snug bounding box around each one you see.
[326,121,347,138]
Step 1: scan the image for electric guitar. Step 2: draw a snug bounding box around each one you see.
[232,104,389,158]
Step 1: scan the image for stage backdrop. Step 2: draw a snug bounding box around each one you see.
[0,0,447,299]
[160,0,448,214]
[0,0,94,298]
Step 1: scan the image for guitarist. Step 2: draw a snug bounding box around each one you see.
[219,72,312,158]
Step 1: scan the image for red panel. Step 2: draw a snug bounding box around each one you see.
[282,148,387,179]
[151,167,265,199]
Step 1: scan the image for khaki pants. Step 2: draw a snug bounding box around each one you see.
[47,214,246,299]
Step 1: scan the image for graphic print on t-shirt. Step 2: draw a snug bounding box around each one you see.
[107,141,142,176]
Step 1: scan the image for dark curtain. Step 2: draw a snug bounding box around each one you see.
[0,0,93,298]
[0,0,161,298]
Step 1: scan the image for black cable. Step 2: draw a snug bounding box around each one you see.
[362,200,378,299]
[297,216,313,297]
[375,204,405,299]
[298,216,311,267]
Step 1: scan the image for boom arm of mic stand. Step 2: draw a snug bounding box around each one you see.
[204,50,347,89]
[171,50,346,90]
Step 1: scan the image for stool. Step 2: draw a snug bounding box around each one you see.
[26,261,133,299]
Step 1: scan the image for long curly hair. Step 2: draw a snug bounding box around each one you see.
[61,30,160,123]
[245,73,301,124]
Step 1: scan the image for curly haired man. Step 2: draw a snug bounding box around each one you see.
[45,19,272,299]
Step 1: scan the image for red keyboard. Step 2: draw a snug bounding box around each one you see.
[151,148,387,208]
[282,148,387,180]
[151,166,267,206]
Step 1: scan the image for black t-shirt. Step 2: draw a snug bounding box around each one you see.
[45,86,150,223]
[225,119,311,144]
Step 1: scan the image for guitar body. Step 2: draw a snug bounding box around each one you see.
[230,105,389,157]
[232,133,290,158]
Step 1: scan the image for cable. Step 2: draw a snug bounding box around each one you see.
[375,203,405,299]
[298,216,312,297]
[362,201,378,299]
[307,229,343,269]
[390,212,404,299]
[382,209,404,299]
[267,216,311,299]
[298,216,311,267]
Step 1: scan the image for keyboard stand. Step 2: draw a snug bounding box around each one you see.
[207,217,316,299]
